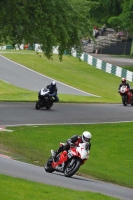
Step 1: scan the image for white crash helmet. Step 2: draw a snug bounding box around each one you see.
[82,131,92,143]
[51,80,56,86]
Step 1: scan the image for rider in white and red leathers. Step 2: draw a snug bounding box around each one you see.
[51,131,92,158]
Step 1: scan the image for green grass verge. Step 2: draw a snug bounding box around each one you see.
[1,51,129,103]
[0,123,133,188]
[112,55,133,59]
[0,174,119,200]
[0,80,37,101]
[0,79,107,103]
[121,66,133,72]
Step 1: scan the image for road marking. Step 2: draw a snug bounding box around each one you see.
[0,79,10,84]
[2,120,133,127]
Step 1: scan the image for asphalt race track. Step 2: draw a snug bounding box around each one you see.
[0,54,133,200]
[0,55,97,97]
[0,102,133,126]
[0,155,133,200]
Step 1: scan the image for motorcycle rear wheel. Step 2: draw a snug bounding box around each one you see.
[64,158,81,177]
[44,157,55,173]
[122,95,127,106]
[46,105,52,110]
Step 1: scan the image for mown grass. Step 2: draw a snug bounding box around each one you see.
[0,174,119,200]
[112,55,133,59]
[121,65,133,72]
[0,123,133,188]
[0,80,37,101]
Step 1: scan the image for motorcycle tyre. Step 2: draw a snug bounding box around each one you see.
[46,104,52,110]
[122,95,127,106]
[131,103,133,106]
[46,100,53,110]
[35,99,42,110]
[64,158,81,177]
[44,157,55,173]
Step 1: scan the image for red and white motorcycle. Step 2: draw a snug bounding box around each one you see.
[44,142,90,177]
[119,85,133,106]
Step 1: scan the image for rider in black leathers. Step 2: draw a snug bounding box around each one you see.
[46,81,59,102]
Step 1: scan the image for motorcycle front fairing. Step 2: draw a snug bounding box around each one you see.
[52,143,89,169]
[38,88,49,99]
[76,143,90,159]
[52,150,68,169]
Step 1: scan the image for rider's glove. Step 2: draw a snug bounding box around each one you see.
[69,142,75,147]
[67,141,74,147]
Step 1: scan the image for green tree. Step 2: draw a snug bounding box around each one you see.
[88,0,122,26]
[0,0,96,60]
[120,0,133,33]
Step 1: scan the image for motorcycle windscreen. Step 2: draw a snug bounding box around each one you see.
[77,144,89,159]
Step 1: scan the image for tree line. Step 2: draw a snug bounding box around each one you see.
[0,0,132,60]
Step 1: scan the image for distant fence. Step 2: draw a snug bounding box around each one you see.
[1,45,133,82]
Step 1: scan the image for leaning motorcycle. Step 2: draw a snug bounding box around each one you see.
[44,142,90,177]
[119,85,133,106]
[35,87,53,110]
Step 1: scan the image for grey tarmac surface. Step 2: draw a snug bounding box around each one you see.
[0,55,97,96]
[90,53,133,66]
[0,102,133,126]
[0,155,133,200]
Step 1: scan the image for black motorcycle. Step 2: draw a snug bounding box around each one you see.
[35,88,53,110]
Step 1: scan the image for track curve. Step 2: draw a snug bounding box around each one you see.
[0,102,133,126]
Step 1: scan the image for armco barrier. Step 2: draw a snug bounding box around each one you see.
[72,51,133,82]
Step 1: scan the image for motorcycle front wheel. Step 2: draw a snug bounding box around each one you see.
[122,95,127,106]
[44,157,55,173]
[35,99,43,110]
[64,158,81,177]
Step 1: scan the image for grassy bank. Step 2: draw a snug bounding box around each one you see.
[0,174,119,200]
[1,51,129,103]
[1,123,133,188]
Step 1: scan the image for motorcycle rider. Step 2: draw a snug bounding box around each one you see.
[118,78,131,92]
[51,131,92,158]
[46,80,59,102]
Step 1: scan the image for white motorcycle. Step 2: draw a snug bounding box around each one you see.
[35,87,53,110]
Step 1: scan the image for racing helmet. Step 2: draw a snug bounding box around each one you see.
[121,78,126,84]
[51,80,56,86]
[82,131,92,143]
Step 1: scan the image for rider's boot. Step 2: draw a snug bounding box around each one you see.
[51,150,58,158]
